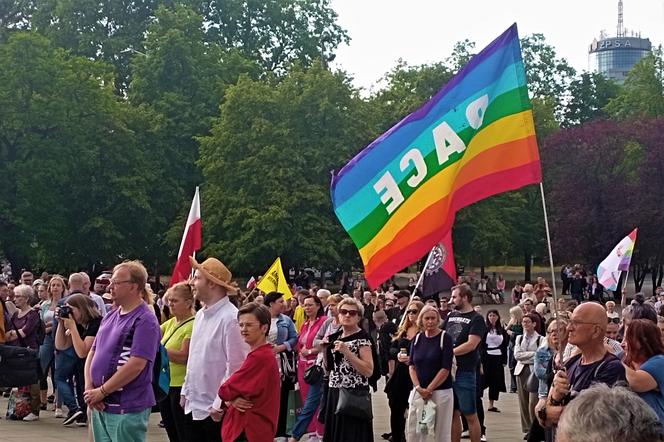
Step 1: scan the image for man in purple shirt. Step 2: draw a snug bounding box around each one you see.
[84,260,160,442]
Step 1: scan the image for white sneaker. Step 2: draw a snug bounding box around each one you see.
[54,408,64,418]
[23,413,39,422]
[481,435,488,442]
[461,430,470,438]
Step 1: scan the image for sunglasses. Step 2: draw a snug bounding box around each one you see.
[407,309,419,315]
[339,309,359,317]
[607,317,620,324]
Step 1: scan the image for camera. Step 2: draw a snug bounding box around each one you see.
[59,305,72,319]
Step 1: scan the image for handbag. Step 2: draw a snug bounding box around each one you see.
[5,386,32,420]
[525,369,540,393]
[279,350,298,385]
[0,298,42,387]
[285,388,303,431]
[303,363,324,385]
[335,387,372,420]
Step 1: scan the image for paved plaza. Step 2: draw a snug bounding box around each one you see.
[0,387,524,441]
[0,301,526,441]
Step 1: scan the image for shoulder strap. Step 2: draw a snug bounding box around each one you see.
[592,353,613,379]
[536,335,542,347]
[414,332,422,347]
[163,316,195,346]
[439,330,446,350]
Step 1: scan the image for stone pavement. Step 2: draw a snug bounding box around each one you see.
[0,386,524,441]
[0,302,525,441]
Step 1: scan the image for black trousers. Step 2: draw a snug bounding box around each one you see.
[388,393,408,442]
[183,413,222,442]
[161,386,188,442]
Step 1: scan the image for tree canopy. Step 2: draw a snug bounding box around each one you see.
[1,8,662,288]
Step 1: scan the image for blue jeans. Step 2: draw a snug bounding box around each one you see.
[453,369,477,415]
[55,347,80,411]
[39,334,55,374]
[291,379,323,439]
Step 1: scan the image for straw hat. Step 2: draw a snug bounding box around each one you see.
[189,256,238,294]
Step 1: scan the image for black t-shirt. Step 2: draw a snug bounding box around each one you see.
[565,352,626,401]
[444,310,486,371]
[76,316,102,341]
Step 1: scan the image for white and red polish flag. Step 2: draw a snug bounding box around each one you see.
[170,187,202,286]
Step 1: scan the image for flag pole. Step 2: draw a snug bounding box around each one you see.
[540,182,564,364]
[190,186,199,280]
[620,269,630,308]
[398,246,436,329]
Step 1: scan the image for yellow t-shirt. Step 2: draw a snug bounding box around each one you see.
[160,316,195,387]
[293,305,306,333]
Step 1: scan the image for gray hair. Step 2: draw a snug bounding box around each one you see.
[558,384,663,442]
[13,284,34,299]
[316,289,331,298]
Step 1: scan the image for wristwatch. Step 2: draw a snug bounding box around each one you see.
[549,396,564,406]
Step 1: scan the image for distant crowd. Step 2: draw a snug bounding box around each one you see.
[1,260,664,442]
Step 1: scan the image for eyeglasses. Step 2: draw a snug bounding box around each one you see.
[109,279,133,286]
[339,309,359,317]
[607,317,620,324]
[407,309,419,315]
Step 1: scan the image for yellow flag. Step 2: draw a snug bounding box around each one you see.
[256,257,292,300]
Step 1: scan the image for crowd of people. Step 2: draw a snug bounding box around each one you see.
[2,260,664,442]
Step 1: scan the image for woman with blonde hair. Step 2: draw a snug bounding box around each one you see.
[323,297,376,442]
[39,275,67,413]
[159,282,196,442]
[385,300,423,442]
[506,305,524,393]
[407,305,454,442]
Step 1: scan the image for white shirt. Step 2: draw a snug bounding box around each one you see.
[88,292,107,316]
[182,296,249,420]
[485,330,504,356]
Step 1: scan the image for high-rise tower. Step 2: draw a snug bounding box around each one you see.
[588,0,651,83]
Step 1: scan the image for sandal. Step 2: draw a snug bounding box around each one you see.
[487,406,500,412]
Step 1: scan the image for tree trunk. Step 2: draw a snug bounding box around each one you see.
[634,263,648,293]
[524,251,532,282]
[652,264,661,297]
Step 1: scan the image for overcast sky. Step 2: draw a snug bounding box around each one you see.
[330,0,664,92]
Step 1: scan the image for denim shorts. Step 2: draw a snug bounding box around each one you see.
[453,369,477,415]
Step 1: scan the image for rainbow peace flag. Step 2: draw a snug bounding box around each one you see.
[330,24,541,288]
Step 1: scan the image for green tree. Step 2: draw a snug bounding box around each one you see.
[445,39,476,72]
[199,0,349,72]
[130,4,258,254]
[0,32,160,273]
[605,49,664,119]
[520,34,576,119]
[564,72,620,126]
[199,62,373,274]
[9,0,348,92]
[369,60,453,132]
